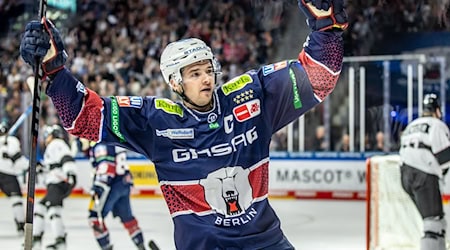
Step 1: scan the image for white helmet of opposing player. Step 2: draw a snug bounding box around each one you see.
[44,124,65,141]
[160,38,221,88]
[0,122,9,135]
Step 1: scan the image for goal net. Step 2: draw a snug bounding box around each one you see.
[366,154,422,250]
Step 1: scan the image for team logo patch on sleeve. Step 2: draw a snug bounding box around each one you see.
[262,60,288,76]
[233,99,261,122]
[116,96,143,108]
[76,81,86,94]
[221,74,253,96]
[155,98,184,117]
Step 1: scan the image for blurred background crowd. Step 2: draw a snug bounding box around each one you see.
[0,0,449,157]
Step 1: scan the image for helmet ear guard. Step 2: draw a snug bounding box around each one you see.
[160,38,221,90]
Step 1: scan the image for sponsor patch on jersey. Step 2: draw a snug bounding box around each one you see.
[110,97,126,143]
[209,122,219,129]
[289,68,302,109]
[262,60,288,76]
[221,74,253,96]
[155,99,183,117]
[156,128,194,139]
[233,99,261,122]
[116,96,143,108]
[233,89,255,104]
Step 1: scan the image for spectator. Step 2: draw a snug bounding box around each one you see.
[312,125,328,151]
[374,131,385,152]
[335,133,350,152]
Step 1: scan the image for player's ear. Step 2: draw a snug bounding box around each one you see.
[170,79,181,92]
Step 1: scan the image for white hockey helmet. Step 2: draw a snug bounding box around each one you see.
[160,38,220,87]
[0,122,9,135]
[44,124,65,141]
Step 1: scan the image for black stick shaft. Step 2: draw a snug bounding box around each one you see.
[148,240,160,250]
[23,0,46,249]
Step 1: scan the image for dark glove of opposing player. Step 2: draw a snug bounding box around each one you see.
[298,0,348,31]
[67,173,77,189]
[20,17,67,77]
[91,184,105,198]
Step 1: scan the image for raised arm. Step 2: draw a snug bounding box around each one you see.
[258,0,348,131]
[298,0,347,101]
[20,18,111,142]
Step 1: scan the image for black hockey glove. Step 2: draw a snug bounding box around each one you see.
[20,17,67,78]
[91,184,104,197]
[298,0,348,31]
[67,172,77,189]
[91,181,110,198]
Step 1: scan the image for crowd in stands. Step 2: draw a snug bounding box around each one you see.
[344,0,450,56]
[0,0,448,154]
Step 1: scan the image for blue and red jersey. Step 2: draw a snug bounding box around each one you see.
[89,143,130,185]
[47,31,343,249]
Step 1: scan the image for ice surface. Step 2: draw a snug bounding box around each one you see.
[0,197,365,250]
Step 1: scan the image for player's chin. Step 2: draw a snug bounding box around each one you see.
[197,95,212,106]
[199,91,213,99]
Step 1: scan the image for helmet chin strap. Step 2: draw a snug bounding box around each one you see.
[175,85,213,110]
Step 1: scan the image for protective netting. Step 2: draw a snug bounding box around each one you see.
[367,155,422,250]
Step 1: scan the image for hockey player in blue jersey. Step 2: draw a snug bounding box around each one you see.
[20,0,347,249]
[88,142,147,250]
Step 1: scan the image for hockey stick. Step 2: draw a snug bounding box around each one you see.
[148,240,160,250]
[23,0,47,249]
[91,194,105,233]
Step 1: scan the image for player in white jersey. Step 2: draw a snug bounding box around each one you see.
[32,124,77,250]
[400,93,450,250]
[0,122,28,234]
